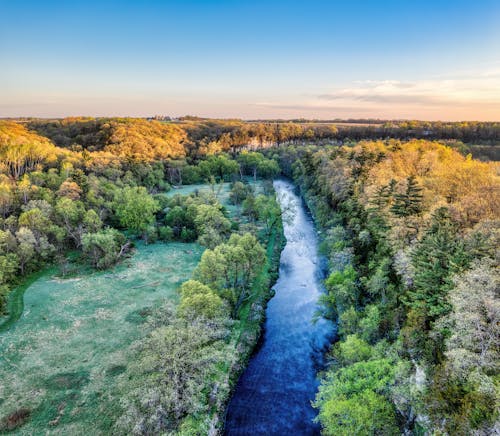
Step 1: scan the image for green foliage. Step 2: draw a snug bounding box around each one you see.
[334,334,372,365]
[197,154,239,182]
[158,225,174,241]
[81,228,128,269]
[315,359,398,436]
[237,151,280,180]
[229,181,252,205]
[117,311,230,434]
[178,280,226,320]
[390,176,423,217]
[193,204,231,248]
[408,207,470,321]
[291,141,499,434]
[114,186,160,235]
[195,232,266,317]
[324,265,357,313]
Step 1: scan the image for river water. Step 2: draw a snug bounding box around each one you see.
[225,179,334,435]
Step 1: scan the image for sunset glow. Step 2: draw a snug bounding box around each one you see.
[1,0,500,120]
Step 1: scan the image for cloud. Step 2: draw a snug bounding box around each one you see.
[316,77,500,108]
[251,74,500,120]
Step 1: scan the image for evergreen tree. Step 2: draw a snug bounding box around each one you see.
[390,176,423,217]
[407,208,469,322]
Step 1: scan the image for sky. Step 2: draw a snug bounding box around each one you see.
[1,0,499,120]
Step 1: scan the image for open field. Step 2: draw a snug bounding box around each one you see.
[0,242,203,434]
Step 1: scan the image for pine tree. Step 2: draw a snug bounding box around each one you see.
[407,208,470,322]
[390,176,423,217]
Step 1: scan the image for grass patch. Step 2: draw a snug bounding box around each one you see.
[0,242,203,435]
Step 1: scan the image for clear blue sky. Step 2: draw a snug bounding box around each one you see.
[1,0,499,120]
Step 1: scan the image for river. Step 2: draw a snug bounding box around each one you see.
[224,179,334,435]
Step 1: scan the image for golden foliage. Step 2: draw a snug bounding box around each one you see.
[361,140,500,228]
[0,121,60,179]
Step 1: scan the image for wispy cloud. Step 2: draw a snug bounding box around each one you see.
[317,77,500,107]
[253,74,500,120]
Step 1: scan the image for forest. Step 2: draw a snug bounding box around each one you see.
[0,117,498,435]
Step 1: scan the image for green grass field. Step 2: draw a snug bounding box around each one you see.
[0,242,203,434]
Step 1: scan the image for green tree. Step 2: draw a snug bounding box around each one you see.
[114,186,159,236]
[408,208,469,322]
[82,228,129,269]
[323,265,358,315]
[178,280,226,320]
[118,315,229,433]
[193,204,231,248]
[229,181,251,205]
[55,197,86,246]
[254,194,282,236]
[198,154,239,182]
[390,176,423,217]
[194,233,265,317]
[314,359,398,436]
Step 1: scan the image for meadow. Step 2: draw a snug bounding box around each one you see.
[0,242,202,434]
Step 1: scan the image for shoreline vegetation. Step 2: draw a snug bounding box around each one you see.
[0,117,499,434]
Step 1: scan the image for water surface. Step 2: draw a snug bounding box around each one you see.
[225,179,333,435]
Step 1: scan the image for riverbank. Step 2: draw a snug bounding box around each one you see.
[207,216,285,435]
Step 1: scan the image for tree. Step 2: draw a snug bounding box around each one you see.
[254,194,282,235]
[442,260,499,375]
[194,233,265,317]
[0,181,13,218]
[54,198,86,246]
[197,154,239,182]
[334,334,372,365]
[15,227,37,274]
[314,359,398,436]
[0,121,57,179]
[229,181,251,205]
[114,187,159,236]
[323,265,358,315]
[390,176,423,217]
[81,228,129,269]
[178,280,226,320]
[0,253,19,313]
[408,208,469,322]
[57,179,82,200]
[193,204,231,248]
[237,151,278,180]
[118,316,229,433]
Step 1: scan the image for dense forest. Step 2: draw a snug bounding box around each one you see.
[0,117,499,434]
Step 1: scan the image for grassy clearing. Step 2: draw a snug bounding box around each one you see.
[166,179,264,218]
[0,242,203,435]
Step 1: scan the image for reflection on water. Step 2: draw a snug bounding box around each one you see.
[225,179,334,435]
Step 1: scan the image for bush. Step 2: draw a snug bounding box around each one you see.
[82,229,129,269]
[158,226,174,242]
